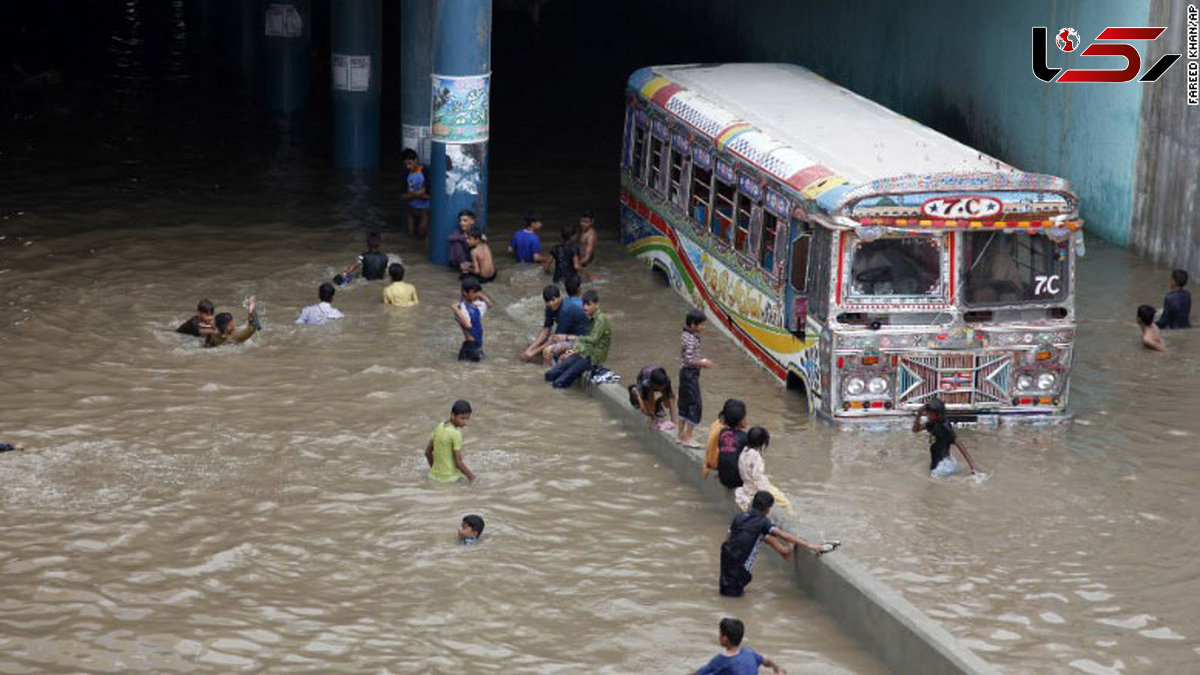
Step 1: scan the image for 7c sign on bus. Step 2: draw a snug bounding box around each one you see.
[1032,26,1182,83]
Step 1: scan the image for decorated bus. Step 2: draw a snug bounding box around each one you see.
[619,63,1083,421]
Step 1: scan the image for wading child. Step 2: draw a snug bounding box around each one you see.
[719,491,837,597]
[383,263,419,307]
[578,210,597,277]
[703,399,748,488]
[339,231,391,283]
[295,283,344,325]
[522,285,563,362]
[458,514,485,545]
[452,277,486,362]
[678,309,714,447]
[508,210,545,264]
[448,209,476,271]
[547,223,582,285]
[402,149,431,240]
[734,427,791,512]
[460,228,497,283]
[425,399,477,483]
[0,443,27,453]
[1156,269,1192,329]
[1138,304,1166,351]
[628,366,677,431]
[545,289,610,388]
[912,397,980,477]
[205,297,258,347]
[176,299,216,337]
[693,617,785,675]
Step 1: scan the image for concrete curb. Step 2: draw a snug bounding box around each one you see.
[588,382,998,675]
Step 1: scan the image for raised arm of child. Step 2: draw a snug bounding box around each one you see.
[953,439,981,475]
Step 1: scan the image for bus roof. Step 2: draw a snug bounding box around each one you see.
[630,64,1075,220]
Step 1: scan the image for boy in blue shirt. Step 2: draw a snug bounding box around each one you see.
[458,514,485,545]
[693,617,784,675]
[452,277,485,362]
[1155,269,1192,329]
[402,149,431,241]
[508,210,546,264]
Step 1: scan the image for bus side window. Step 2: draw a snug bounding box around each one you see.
[648,133,666,194]
[790,230,810,292]
[734,189,754,254]
[631,120,648,182]
[691,162,713,227]
[760,210,781,272]
[713,177,736,243]
[668,144,687,209]
[807,226,830,322]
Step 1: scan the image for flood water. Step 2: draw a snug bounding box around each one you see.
[3,2,1199,673]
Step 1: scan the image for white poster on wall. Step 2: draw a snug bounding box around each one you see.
[265,4,303,37]
[332,54,371,92]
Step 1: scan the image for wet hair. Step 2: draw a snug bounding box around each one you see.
[720,399,747,428]
[565,275,583,297]
[580,209,594,221]
[747,426,770,450]
[401,148,418,161]
[1172,269,1188,287]
[924,396,946,414]
[214,312,234,331]
[524,210,543,226]
[461,276,482,293]
[197,299,215,314]
[542,285,561,302]
[1137,304,1156,326]
[467,227,484,241]
[719,617,745,646]
[685,308,707,327]
[458,209,476,220]
[581,289,599,305]
[389,262,406,282]
[462,514,485,536]
[750,491,774,513]
[561,223,580,241]
[319,282,335,303]
[451,399,472,416]
[367,231,381,252]
[649,367,670,390]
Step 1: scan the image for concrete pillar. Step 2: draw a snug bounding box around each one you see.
[332,0,382,169]
[262,0,311,114]
[428,0,491,264]
[401,0,434,163]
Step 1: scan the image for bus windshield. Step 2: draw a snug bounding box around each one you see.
[961,232,1067,306]
[849,236,941,297]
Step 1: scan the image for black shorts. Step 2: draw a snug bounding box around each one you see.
[678,366,702,425]
[458,341,483,362]
[719,545,752,597]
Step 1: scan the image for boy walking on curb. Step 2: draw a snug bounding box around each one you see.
[678,308,714,447]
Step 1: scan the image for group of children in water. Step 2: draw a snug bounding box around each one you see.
[1136,269,1192,351]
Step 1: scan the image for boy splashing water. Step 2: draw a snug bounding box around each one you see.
[912,397,981,477]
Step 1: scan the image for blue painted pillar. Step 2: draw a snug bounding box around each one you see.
[428,0,491,264]
[401,0,434,163]
[332,0,382,169]
[262,0,311,114]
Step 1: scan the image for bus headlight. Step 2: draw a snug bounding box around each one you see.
[1037,372,1057,390]
[844,377,865,396]
[1016,374,1034,390]
[867,377,889,395]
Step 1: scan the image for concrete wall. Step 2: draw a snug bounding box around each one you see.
[588,382,999,675]
[649,0,1149,245]
[1133,0,1200,273]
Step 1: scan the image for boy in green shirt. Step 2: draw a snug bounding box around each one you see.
[424,400,477,483]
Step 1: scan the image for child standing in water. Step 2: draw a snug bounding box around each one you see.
[719,491,837,597]
[458,514,485,544]
[452,277,486,362]
[425,399,477,483]
[402,149,431,240]
[577,210,597,278]
[176,299,216,337]
[912,397,980,477]
[383,263,419,307]
[677,309,714,448]
[1137,304,1166,351]
[692,617,785,675]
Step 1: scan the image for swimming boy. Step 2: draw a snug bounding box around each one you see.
[448,209,476,271]
[578,210,597,276]
[340,232,391,282]
[295,283,344,325]
[719,491,836,597]
[402,148,431,240]
[452,277,486,362]
[522,285,563,362]
[177,299,216,337]
[911,397,980,477]
[205,297,258,347]
[508,210,546,264]
[678,309,714,448]
[1155,269,1192,329]
[545,289,610,388]
[383,262,419,307]
[1137,304,1166,351]
[693,617,785,675]
[460,227,497,283]
[548,223,582,284]
[425,399,477,483]
[458,514,485,544]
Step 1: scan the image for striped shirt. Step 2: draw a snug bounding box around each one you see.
[681,329,703,368]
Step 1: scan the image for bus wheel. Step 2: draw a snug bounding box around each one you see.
[786,372,812,414]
